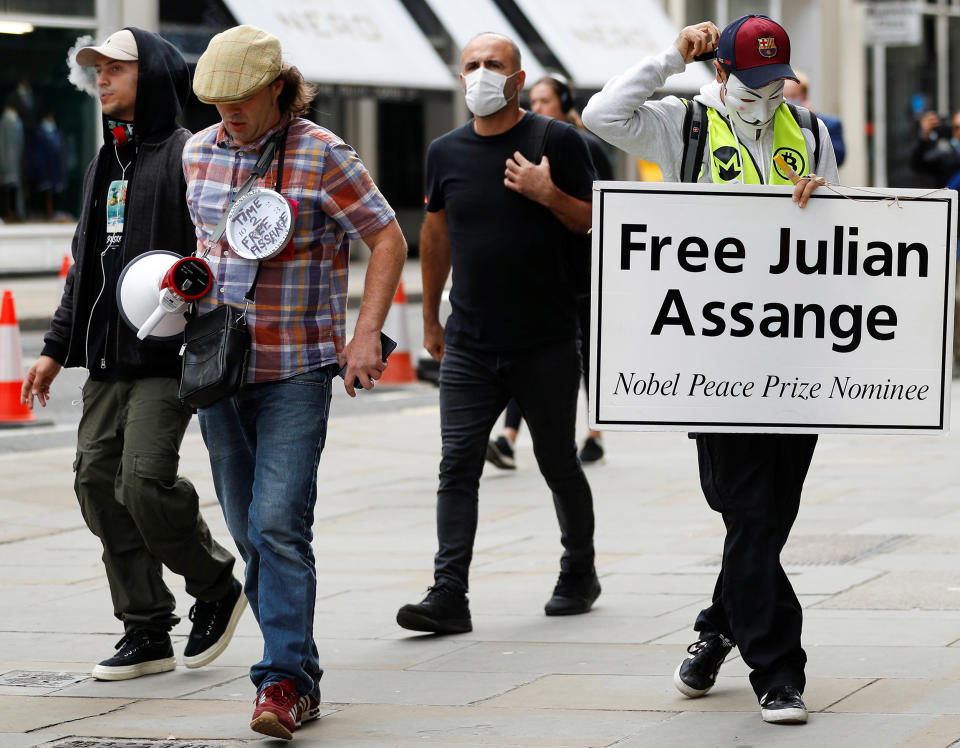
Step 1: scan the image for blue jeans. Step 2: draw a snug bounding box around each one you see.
[435,340,595,592]
[198,366,334,698]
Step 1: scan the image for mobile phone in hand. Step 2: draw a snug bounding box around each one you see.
[337,332,398,388]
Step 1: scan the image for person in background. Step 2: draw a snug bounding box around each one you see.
[910,109,960,373]
[783,72,845,167]
[486,73,614,470]
[397,32,600,636]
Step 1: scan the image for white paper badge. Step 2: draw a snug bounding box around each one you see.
[225,187,294,260]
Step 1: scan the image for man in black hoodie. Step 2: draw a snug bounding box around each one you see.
[21,28,244,681]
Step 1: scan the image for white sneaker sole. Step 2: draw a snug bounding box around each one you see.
[92,655,176,681]
[673,662,712,698]
[183,591,248,669]
[761,706,808,724]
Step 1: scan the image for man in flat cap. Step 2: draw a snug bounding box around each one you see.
[183,24,406,741]
[22,28,243,681]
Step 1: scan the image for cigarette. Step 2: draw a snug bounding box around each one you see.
[774,153,801,184]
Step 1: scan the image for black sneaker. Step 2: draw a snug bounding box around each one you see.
[760,685,808,724]
[184,577,247,668]
[92,629,176,681]
[396,585,472,634]
[544,569,601,616]
[485,436,517,470]
[673,631,734,697]
[579,437,605,465]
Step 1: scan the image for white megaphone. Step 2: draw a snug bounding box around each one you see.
[117,251,213,340]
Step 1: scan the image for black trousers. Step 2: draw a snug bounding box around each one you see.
[434,339,595,592]
[504,294,591,432]
[693,432,817,698]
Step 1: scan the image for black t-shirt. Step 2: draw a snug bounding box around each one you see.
[568,129,614,296]
[425,111,596,351]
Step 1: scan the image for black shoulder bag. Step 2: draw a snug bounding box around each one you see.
[179,128,288,409]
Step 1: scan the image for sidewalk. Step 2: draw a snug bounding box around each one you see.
[0,252,425,332]
[1,386,959,746]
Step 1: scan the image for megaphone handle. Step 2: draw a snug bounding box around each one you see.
[137,303,168,340]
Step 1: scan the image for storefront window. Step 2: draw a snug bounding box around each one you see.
[950,15,960,113]
[0,1,94,14]
[885,14,937,187]
[0,26,97,223]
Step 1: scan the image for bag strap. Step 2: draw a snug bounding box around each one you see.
[527,114,555,163]
[680,99,707,184]
[205,126,288,250]
[243,126,290,305]
[786,102,821,171]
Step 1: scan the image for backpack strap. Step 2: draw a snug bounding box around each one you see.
[786,102,821,172]
[680,99,708,183]
[527,113,556,163]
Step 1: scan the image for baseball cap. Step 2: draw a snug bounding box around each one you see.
[193,25,282,104]
[716,15,797,89]
[75,29,138,66]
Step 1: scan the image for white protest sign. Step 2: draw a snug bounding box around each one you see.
[590,182,957,434]
[225,188,294,260]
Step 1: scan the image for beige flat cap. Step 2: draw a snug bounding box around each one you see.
[193,25,282,104]
[76,29,139,66]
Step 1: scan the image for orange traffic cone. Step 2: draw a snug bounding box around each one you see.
[379,280,417,385]
[56,254,71,304]
[0,290,37,426]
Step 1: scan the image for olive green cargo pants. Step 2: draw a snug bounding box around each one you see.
[74,377,235,633]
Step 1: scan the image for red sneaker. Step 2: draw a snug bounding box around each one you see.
[250,679,300,740]
[298,689,322,726]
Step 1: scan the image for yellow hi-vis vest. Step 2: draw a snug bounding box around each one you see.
[705,104,810,185]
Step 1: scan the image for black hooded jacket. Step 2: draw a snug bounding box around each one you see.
[42,27,197,378]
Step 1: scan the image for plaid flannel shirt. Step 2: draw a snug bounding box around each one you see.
[183,115,395,383]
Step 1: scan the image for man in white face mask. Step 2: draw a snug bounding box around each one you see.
[397,32,602,636]
[583,14,839,726]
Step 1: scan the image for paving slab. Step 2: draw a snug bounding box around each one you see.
[483,674,866,713]
[830,678,960,715]
[0,381,957,744]
[0,694,133,732]
[408,641,744,676]
[289,704,672,747]
[609,711,941,748]
[30,698,303,740]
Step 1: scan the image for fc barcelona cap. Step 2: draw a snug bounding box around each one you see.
[716,15,797,89]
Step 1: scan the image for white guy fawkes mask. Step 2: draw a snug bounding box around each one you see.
[723,74,784,141]
[463,67,519,117]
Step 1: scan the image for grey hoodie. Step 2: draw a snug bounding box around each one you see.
[582,46,839,184]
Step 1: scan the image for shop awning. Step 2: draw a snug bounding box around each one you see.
[511,0,714,94]
[221,0,456,90]
[422,0,548,84]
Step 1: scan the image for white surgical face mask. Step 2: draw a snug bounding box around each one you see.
[463,67,518,117]
[723,74,784,141]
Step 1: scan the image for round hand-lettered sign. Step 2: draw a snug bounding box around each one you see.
[225,188,295,260]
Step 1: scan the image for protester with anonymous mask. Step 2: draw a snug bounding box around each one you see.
[584,14,838,725]
[396,32,600,637]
